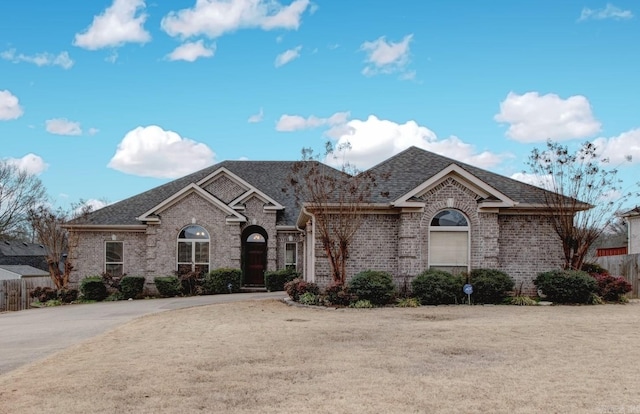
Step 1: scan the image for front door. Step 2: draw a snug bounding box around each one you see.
[245,243,266,285]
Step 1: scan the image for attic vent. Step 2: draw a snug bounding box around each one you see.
[39,245,44,248]
[4,241,9,245]
[23,242,28,246]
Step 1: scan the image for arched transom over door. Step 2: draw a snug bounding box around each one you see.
[242,227,268,286]
[177,225,210,276]
[429,209,470,275]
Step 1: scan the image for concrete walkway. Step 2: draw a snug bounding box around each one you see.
[0,291,286,376]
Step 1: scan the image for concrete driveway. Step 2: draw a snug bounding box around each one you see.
[0,291,286,376]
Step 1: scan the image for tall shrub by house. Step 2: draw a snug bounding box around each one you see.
[412,269,463,305]
[468,269,515,304]
[348,270,396,306]
[534,270,597,304]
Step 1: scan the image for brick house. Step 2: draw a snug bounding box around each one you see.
[66,146,566,294]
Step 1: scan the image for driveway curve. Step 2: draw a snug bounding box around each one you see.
[0,291,286,376]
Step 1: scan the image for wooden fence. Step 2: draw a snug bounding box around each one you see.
[0,277,55,312]
[595,253,640,298]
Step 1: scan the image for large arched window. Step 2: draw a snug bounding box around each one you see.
[429,209,469,274]
[177,225,210,275]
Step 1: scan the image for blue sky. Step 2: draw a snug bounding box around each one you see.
[1,0,639,211]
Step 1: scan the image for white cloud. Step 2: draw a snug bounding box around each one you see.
[360,34,413,77]
[274,45,302,67]
[80,199,110,212]
[74,0,151,50]
[166,40,216,62]
[494,91,601,143]
[1,49,74,69]
[579,4,633,21]
[276,111,351,138]
[248,108,264,123]
[161,0,311,39]
[510,172,554,190]
[0,90,23,120]
[4,153,48,175]
[108,125,215,178]
[45,118,83,136]
[88,127,100,136]
[592,128,640,164]
[327,115,504,170]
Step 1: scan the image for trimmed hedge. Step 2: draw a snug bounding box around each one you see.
[120,276,145,299]
[348,270,396,306]
[264,268,300,292]
[468,269,514,304]
[204,268,242,294]
[534,270,597,304]
[154,276,182,297]
[80,276,108,301]
[412,269,463,305]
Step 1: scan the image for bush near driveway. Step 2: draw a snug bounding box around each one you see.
[264,268,299,292]
[154,276,183,297]
[204,268,242,294]
[80,276,108,301]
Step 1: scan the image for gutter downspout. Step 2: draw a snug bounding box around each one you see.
[297,207,316,283]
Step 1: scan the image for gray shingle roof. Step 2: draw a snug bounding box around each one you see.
[74,160,336,226]
[75,147,562,227]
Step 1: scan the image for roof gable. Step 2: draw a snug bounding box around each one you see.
[136,183,246,224]
[393,163,516,208]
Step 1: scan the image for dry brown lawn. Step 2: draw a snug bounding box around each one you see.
[1,299,639,414]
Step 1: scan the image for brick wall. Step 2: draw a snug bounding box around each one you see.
[69,231,146,285]
[498,214,564,294]
[203,174,246,204]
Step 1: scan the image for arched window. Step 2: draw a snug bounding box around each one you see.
[246,233,265,243]
[429,209,469,274]
[177,225,210,275]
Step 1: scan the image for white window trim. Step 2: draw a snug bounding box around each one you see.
[177,226,210,273]
[105,241,124,276]
[428,210,471,271]
[285,242,298,269]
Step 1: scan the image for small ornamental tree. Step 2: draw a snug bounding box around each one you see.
[527,140,637,270]
[287,142,388,286]
[28,203,93,290]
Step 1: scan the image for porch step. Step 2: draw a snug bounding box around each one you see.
[240,287,268,293]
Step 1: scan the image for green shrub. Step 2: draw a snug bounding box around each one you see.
[396,297,420,307]
[204,268,242,294]
[348,270,396,306]
[323,283,352,306]
[154,276,183,297]
[534,270,597,304]
[80,276,108,301]
[412,269,463,305]
[581,262,609,275]
[264,268,299,292]
[350,299,373,308]
[120,276,145,299]
[468,269,515,304]
[508,295,538,306]
[284,278,319,302]
[298,292,320,305]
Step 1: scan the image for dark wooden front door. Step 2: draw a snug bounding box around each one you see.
[245,243,266,285]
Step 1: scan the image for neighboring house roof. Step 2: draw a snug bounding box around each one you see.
[0,265,49,278]
[622,206,640,218]
[71,147,575,228]
[0,240,48,271]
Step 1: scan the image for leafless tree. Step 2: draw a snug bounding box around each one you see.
[27,202,93,290]
[527,140,638,270]
[288,142,388,285]
[0,161,47,239]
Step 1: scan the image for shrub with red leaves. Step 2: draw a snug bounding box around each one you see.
[591,273,632,302]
